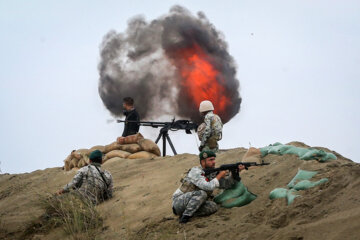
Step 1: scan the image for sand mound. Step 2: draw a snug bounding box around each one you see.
[0,142,359,239]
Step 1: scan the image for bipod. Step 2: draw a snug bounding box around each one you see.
[155,126,177,157]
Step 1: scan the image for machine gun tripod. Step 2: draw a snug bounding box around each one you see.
[117,119,198,156]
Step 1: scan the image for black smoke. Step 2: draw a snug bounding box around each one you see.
[98,5,241,123]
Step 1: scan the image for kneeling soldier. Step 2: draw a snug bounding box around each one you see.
[57,150,113,205]
[172,150,245,223]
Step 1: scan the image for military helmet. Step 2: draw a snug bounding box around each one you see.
[199,100,214,112]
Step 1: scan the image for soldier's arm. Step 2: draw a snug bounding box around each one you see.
[122,121,129,137]
[63,170,84,192]
[189,168,219,191]
[200,115,212,146]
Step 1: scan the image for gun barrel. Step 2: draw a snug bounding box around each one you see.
[116,119,198,131]
[117,120,167,128]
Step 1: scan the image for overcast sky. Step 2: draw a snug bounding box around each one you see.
[1,0,359,174]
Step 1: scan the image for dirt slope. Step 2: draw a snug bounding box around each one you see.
[0,142,359,240]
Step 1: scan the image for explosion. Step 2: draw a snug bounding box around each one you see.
[98,5,241,124]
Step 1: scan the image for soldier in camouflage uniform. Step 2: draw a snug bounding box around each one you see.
[172,150,245,223]
[198,100,223,153]
[57,150,113,205]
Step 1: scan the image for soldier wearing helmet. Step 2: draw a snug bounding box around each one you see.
[198,100,223,153]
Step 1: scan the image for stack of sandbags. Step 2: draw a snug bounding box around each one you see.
[63,149,91,171]
[63,133,161,171]
[104,133,160,162]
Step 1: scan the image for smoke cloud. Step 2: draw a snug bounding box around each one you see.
[98,5,241,123]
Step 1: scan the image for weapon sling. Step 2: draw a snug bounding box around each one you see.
[94,165,111,200]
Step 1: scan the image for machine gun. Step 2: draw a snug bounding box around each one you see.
[204,162,270,181]
[117,119,198,156]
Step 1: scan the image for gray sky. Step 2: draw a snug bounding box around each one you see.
[1,0,359,174]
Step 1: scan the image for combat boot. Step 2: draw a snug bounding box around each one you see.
[179,215,191,224]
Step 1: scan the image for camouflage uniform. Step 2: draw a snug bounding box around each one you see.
[63,163,113,204]
[199,111,223,153]
[172,166,234,217]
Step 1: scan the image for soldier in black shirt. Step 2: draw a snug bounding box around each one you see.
[122,97,140,137]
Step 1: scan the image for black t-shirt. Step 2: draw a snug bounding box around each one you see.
[122,109,140,137]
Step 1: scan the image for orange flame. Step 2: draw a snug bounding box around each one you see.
[175,44,232,120]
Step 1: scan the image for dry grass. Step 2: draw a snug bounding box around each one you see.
[24,192,103,240]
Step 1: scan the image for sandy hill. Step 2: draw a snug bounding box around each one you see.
[0,142,359,240]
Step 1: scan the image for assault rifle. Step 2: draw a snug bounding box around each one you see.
[117,119,198,156]
[204,162,270,181]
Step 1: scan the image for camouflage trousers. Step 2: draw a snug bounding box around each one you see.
[172,190,219,217]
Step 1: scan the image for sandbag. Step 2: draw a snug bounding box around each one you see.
[287,169,318,189]
[221,189,257,208]
[260,142,336,162]
[214,181,246,203]
[269,169,328,205]
[71,150,82,160]
[293,178,328,191]
[105,150,131,159]
[321,152,337,162]
[89,145,105,153]
[117,137,125,145]
[300,148,323,160]
[260,142,282,156]
[63,154,72,171]
[137,139,161,156]
[127,151,158,159]
[214,181,256,208]
[64,157,71,171]
[72,149,90,164]
[269,188,300,205]
[104,142,122,153]
[77,158,87,168]
[103,157,123,166]
[69,158,79,169]
[242,147,262,164]
[75,148,90,156]
[300,149,336,162]
[286,189,300,205]
[118,143,142,153]
[269,188,288,199]
[117,133,144,145]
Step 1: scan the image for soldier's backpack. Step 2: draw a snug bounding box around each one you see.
[197,114,223,141]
